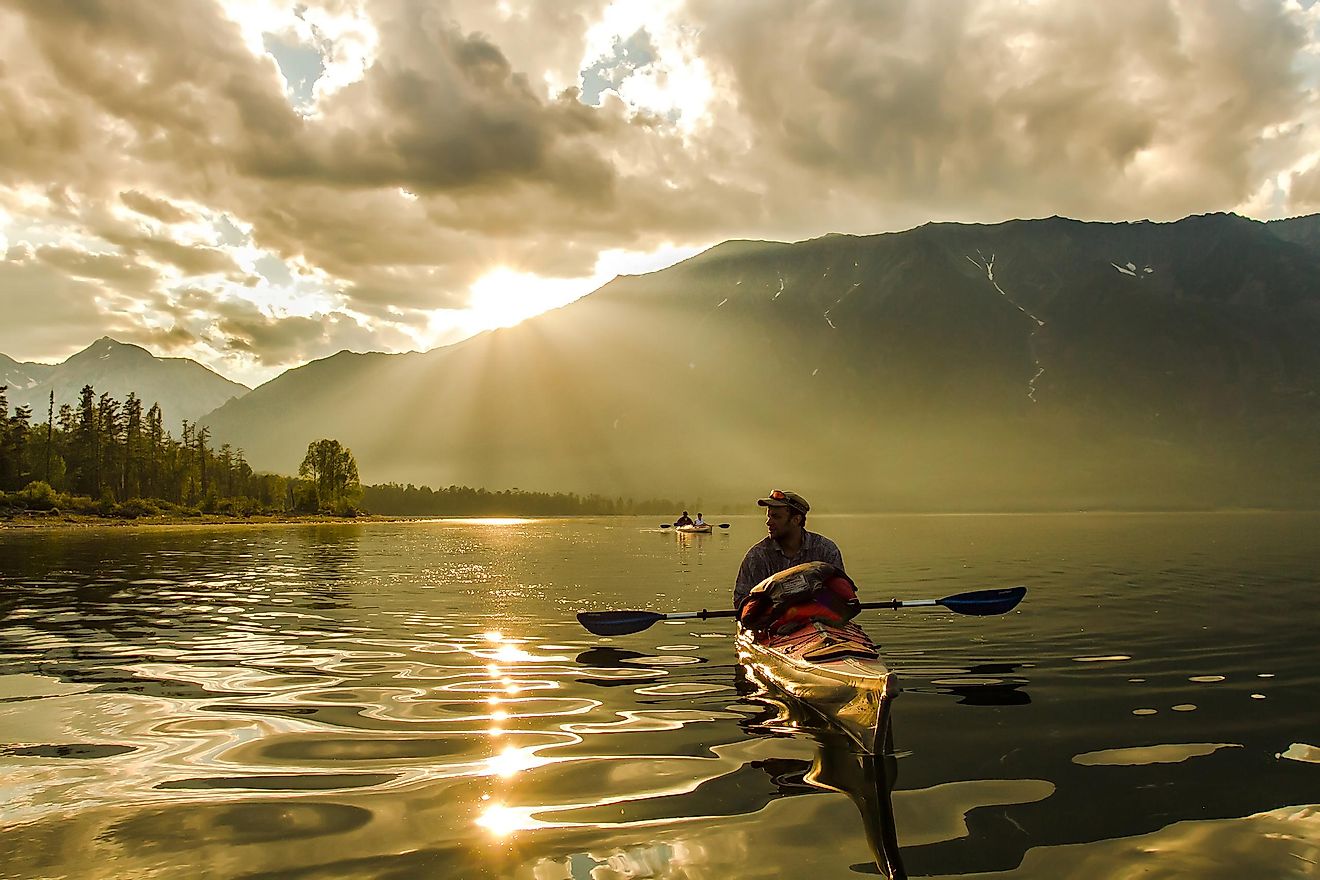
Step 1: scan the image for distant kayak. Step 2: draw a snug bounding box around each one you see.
[675,523,713,534]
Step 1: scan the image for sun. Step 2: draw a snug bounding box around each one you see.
[464,268,592,332]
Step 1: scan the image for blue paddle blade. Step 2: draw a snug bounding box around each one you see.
[577,610,667,636]
[938,586,1027,616]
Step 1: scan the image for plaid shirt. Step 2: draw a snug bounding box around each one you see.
[734,530,845,608]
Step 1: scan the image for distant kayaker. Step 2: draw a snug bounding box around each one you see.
[733,490,845,609]
[693,512,707,526]
[674,510,694,526]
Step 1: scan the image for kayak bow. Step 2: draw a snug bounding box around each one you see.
[737,621,898,753]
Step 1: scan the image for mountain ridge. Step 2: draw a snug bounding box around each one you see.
[196,212,1320,509]
[1,337,250,426]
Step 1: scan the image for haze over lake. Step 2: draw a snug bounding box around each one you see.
[2,512,1316,878]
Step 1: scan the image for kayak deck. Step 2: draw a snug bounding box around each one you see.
[737,621,899,753]
[675,524,713,533]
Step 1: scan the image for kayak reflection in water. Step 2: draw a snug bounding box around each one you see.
[739,669,907,879]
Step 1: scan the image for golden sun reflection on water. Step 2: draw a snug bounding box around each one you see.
[475,803,542,837]
[484,744,547,778]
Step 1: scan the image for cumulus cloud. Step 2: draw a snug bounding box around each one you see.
[120,191,192,224]
[33,244,160,290]
[0,0,1316,384]
[684,0,1316,231]
[207,296,416,367]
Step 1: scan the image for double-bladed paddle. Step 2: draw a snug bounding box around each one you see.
[576,586,1027,636]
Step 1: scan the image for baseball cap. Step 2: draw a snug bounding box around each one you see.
[757,489,809,513]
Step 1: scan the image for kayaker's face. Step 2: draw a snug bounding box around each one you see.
[765,505,801,541]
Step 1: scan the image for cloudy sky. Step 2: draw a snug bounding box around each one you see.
[2,0,1319,387]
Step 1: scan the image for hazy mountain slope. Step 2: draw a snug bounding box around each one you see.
[1266,212,1320,259]
[201,214,1320,510]
[2,338,250,426]
[0,353,56,398]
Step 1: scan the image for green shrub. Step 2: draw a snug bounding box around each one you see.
[19,481,57,510]
[115,498,161,519]
[66,494,100,514]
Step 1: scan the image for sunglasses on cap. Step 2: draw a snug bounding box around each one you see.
[765,489,807,512]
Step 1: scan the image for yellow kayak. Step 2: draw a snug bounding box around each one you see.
[737,620,899,753]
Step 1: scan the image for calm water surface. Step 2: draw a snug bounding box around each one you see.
[1,513,1317,879]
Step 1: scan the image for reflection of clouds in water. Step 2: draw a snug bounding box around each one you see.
[528,771,1051,878]
[976,804,1320,879]
[1278,743,1320,763]
[891,779,1056,847]
[1073,743,1242,766]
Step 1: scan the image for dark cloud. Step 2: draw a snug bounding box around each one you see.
[208,301,410,366]
[1289,161,1320,212]
[686,0,1312,227]
[105,232,239,276]
[120,190,191,223]
[121,323,201,352]
[281,15,619,200]
[34,244,159,290]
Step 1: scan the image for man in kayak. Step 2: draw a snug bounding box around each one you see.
[734,489,844,610]
[673,510,694,526]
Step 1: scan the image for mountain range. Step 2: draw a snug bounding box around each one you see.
[6,212,1319,510]
[0,338,249,426]
[202,211,1320,510]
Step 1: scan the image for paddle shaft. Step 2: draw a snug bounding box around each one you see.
[655,598,938,620]
[576,586,1025,636]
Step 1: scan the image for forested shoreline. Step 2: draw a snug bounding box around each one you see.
[0,384,357,519]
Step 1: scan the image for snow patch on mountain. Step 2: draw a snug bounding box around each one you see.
[967,251,1048,403]
[1112,260,1155,277]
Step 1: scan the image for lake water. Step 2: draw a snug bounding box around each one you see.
[0,513,1317,879]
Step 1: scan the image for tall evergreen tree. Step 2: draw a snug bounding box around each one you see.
[96,393,120,499]
[146,403,163,499]
[123,393,143,499]
[197,424,211,496]
[74,385,97,496]
[45,390,54,483]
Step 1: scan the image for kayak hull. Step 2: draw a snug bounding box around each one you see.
[737,623,898,753]
[675,524,713,534]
